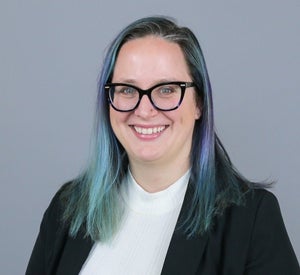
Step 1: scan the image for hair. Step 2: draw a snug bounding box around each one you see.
[60,16,265,241]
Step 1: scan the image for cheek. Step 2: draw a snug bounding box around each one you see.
[164,111,188,127]
[109,108,130,132]
[109,109,120,136]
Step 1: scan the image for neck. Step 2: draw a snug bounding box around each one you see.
[128,158,190,193]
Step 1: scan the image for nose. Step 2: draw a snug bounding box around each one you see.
[134,94,158,117]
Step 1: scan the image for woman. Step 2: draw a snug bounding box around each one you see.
[26,16,299,274]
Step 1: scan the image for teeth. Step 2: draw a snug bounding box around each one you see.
[134,126,165,135]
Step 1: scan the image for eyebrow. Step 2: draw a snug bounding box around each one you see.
[111,78,182,86]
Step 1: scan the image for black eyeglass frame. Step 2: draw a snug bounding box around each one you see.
[104,81,195,112]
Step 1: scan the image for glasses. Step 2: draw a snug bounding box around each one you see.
[105,81,195,112]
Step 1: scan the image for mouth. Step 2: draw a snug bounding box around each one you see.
[133,125,166,135]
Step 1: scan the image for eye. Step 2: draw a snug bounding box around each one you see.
[115,86,137,97]
[160,87,173,94]
[156,85,178,96]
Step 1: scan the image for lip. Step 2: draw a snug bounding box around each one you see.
[130,125,168,139]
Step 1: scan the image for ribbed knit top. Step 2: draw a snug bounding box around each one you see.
[80,169,190,275]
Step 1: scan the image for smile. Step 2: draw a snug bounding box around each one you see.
[133,126,166,135]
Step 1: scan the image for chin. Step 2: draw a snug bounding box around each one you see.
[131,151,164,164]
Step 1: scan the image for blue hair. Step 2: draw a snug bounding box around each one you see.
[61,16,257,241]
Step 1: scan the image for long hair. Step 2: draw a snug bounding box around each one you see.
[61,16,259,241]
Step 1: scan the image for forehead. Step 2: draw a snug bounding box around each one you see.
[112,36,191,85]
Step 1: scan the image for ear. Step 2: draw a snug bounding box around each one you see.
[195,105,201,120]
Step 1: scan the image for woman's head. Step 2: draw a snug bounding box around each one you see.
[96,16,214,173]
[109,36,200,179]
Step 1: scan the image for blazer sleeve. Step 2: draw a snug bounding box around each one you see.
[25,190,68,275]
[244,191,300,275]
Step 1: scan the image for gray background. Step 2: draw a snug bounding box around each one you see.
[1,1,299,274]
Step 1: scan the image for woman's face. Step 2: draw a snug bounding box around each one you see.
[109,36,201,168]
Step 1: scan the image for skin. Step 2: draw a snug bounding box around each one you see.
[110,36,201,192]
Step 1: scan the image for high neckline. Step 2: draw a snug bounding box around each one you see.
[120,169,190,215]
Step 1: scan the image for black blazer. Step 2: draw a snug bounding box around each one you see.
[26,185,300,275]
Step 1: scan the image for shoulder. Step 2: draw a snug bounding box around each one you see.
[239,188,288,242]
[242,188,279,214]
[223,188,282,229]
[47,181,72,210]
[41,181,75,231]
[38,181,78,251]
[210,188,286,251]
[213,188,279,229]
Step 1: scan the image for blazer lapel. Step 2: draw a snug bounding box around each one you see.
[161,183,209,275]
[55,229,94,275]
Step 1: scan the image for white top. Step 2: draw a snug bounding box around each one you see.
[79,169,190,275]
